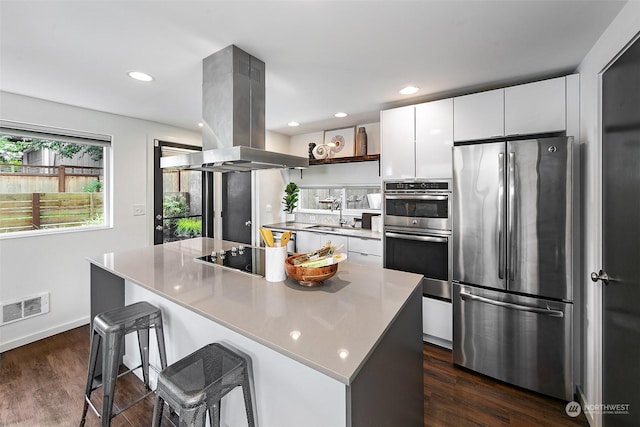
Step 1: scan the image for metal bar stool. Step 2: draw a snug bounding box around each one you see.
[152,343,256,427]
[80,301,168,427]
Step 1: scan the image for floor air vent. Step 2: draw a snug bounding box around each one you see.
[1,292,50,325]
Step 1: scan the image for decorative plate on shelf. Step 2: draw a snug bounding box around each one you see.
[329,135,345,153]
[323,127,355,158]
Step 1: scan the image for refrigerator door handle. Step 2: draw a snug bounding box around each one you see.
[507,152,516,281]
[459,291,564,318]
[498,153,505,279]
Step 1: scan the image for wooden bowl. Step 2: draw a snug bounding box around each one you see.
[284,254,338,287]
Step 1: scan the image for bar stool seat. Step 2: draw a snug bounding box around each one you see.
[152,343,256,427]
[80,301,168,427]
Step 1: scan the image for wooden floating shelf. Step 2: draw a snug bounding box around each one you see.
[309,154,380,166]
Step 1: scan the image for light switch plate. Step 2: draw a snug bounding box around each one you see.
[133,204,145,216]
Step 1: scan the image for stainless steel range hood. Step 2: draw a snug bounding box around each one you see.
[161,45,308,172]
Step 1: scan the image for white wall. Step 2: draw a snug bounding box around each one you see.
[0,92,201,352]
[254,131,290,241]
[576,3,640,425]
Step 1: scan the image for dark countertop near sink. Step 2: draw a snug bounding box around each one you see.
[263,222,381,240]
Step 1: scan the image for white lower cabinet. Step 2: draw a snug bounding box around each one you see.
[296,231,349,254]
[422,297,452,349]
[347,236,382,267]
[295,231,321,254]
[297,232,382,267]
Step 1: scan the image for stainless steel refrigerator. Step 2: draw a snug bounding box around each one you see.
[452,136,579,401]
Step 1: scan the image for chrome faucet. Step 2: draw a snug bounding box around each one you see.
[331,199,347,227]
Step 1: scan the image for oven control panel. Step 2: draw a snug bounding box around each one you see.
[384,180,450,192]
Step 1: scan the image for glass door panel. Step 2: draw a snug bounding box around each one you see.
[154,142,203,244]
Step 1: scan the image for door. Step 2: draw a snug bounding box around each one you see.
[600,35,640,427]
[385,230,450,300]
[452,142,505,290]
[222,171,252,244]
[507,137,574,301]
[153,141,204,245]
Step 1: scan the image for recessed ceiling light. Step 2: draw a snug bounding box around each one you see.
[288,121,300,127]
[400,86,419,95]
[334,112,347,118]
[127,71,154,82]
[198,122,204,127]
[289,330,301,340]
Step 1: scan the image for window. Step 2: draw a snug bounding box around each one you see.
[298,185,381,212]
[0,120,111,236]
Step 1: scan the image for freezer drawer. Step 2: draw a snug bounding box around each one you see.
[452,283,573,401]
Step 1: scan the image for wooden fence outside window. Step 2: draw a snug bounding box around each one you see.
[0,164,104,233]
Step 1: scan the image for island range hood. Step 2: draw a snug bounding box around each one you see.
[161,45,308,172]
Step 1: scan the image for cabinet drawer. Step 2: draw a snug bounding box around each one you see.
[348,237,382,256]
[348,251,383,267]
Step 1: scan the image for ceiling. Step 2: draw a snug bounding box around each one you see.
[0,1,626,137]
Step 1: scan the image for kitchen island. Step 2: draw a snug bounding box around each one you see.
[87,237,423,427]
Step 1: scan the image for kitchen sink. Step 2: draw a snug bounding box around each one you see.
[309,225,348,232]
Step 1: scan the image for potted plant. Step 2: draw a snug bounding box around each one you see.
[283,182,299,222]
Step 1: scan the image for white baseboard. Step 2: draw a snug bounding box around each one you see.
[423,334,452,350]
[0,316,90,353]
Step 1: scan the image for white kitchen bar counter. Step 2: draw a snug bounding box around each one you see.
[87,237,423,427]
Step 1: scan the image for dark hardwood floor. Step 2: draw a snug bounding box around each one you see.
[0,326,588,426]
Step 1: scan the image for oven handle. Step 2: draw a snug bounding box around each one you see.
[385,232,448,243]
[384,194,448,201]
[459,291,564,318]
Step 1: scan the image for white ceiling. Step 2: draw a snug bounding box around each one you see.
[0,1,626,137]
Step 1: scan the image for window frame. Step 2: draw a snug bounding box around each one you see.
[0,120,112,239]
[296,184,382,215]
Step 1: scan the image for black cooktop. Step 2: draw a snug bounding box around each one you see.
[195,246,265,277]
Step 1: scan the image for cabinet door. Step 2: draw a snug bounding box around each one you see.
[415,98,454,178]
[297,232,348,254]
[348,252,383,267]
[505,76,566,136]
[422,297,452,348]
[322,234,348,251]
[381,105,415,179]
[454,88,504,141]
[348,236,382,256]
[295,231,321,254]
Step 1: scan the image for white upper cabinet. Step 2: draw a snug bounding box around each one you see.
[382,100,454,179]
[383,75,575,177]
[504,76,566,136]
[415,98,454,178]
[453,88,504,142]
[381,105,415,179]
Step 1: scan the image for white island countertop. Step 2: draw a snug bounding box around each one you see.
[87,237,422,385]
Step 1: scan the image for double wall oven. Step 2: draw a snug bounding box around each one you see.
[383,180,452,301]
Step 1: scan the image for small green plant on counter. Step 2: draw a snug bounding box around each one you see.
[283,182,299,213]
[175,218,202,237]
